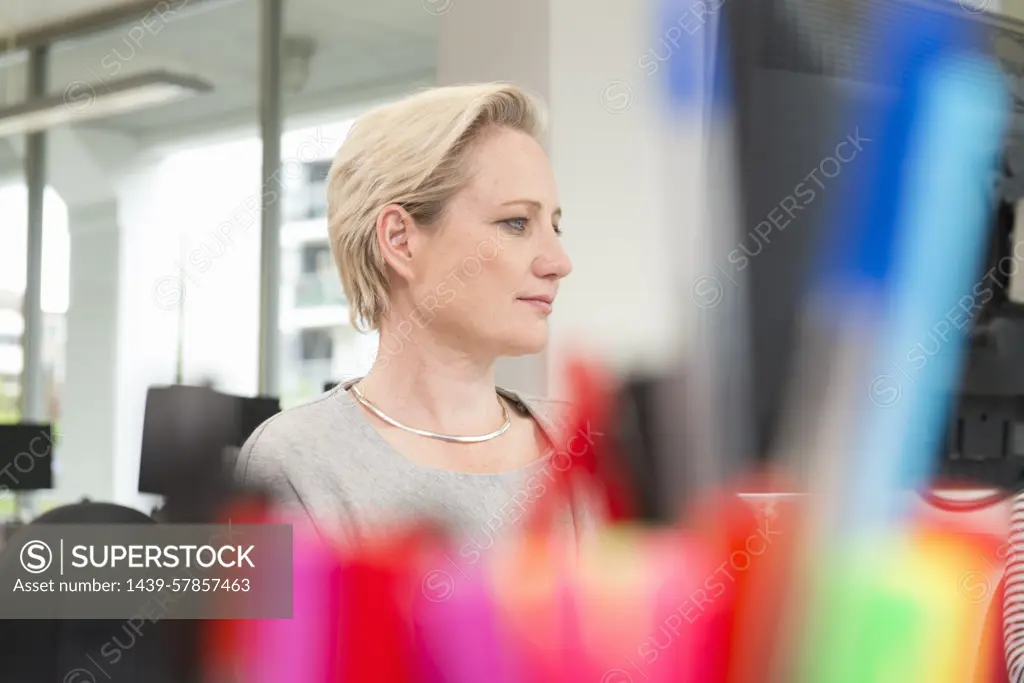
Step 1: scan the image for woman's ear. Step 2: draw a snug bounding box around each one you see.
[377,204,414,279]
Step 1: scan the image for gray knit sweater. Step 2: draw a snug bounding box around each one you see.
[234,381,599,548]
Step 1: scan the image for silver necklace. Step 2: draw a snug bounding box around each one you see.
[349,382,511,443]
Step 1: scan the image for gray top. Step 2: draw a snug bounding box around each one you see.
[234,381,598,547]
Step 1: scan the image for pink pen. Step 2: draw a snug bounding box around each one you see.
[412,547,523,683]
[639,531,720,683]
[249,519,340,683]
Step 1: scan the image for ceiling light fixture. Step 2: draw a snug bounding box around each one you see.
[0,70,212,139]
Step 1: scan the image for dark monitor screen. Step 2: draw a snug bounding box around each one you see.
[139,386,283,496]
[138,385,241,496]
[239,396,281,446]
[0,423,54,491]
[710,0,858,463]
[718,0,996,465]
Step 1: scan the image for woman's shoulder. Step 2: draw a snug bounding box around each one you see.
[497,386,571,434]
[235,384,366,482]
[498,388,609,532]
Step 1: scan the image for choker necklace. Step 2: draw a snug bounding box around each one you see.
[349,382,511,444]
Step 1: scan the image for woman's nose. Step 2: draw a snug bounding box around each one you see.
[535,237,573,279]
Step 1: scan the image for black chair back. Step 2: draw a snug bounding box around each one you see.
[0,502,188,683]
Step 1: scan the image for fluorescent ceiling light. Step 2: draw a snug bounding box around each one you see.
[0,71,212,139]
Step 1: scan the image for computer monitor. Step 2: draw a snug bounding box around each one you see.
[0,423,54,491]
[719,0,1002,473]
[138,386,283,496]
[239,396,282,446]
[138,385,241,496]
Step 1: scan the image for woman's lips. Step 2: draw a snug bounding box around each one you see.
[518,297,553,313]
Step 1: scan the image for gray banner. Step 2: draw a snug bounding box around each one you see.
[0,524,292,619]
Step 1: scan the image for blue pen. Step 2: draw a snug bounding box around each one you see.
[766,8,1005,681]
[847,52,1008,536]
[826,3,1008,537]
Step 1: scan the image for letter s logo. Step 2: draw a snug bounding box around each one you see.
[21,541,52,574]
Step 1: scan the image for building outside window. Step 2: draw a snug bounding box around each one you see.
[0,187,69,425]
[278,144,378,408]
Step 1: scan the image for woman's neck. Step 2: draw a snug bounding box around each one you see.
[359,327,503,435]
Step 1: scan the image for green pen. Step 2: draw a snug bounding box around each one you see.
[799,544,926,683]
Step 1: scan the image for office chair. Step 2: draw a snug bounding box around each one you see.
[0,501,186,683]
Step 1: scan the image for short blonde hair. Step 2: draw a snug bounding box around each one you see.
[326,83,547,332]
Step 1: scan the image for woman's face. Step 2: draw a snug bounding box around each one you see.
[398,127,571,358]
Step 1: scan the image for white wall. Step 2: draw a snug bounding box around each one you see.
[155,138,263,397]
[547,0,683,379]
[439,0,687,399]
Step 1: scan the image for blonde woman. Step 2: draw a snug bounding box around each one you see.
[237,84,596,545]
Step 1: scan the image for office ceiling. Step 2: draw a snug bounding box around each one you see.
[0,0,135,34]
[0,0,437,174]
[3,0,1024,179]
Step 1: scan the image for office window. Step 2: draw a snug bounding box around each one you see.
[308,160,331,182]
[300,244,332,275]
[305,160,331,220]
[0,185,68,425]
[299,328,334,361]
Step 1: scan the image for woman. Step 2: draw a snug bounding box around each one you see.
[236,83,594,546]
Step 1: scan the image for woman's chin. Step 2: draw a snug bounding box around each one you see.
[499,330,548,357]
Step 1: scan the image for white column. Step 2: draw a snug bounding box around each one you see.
[55,132,181,512]
[62,187,180,511]
[438,0,683,399]
[114,167,186,509]
[62,200,121,503]
[44,129,137,507]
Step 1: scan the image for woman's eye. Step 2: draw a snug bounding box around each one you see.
[503,217,528,230]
